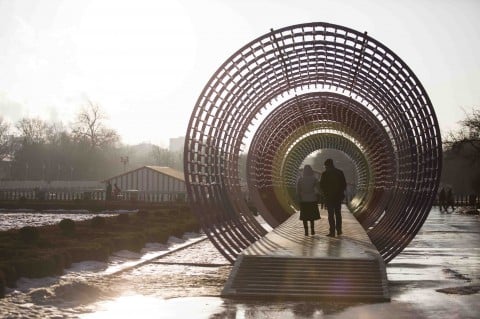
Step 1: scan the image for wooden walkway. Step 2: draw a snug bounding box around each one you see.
[222,207,390,301]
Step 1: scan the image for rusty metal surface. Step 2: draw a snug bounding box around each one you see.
[184,22,442,264]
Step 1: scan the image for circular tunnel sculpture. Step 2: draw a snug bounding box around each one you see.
[184,22,442,264]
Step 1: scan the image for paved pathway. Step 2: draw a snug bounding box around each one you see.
[244,207,380,259]
[223,206,390,301]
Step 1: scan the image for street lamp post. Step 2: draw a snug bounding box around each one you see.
[120,156,129,173]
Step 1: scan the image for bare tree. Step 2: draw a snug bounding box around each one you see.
[443,107,480,193]
[0,116,12,160]
[15,117,50,144]
[444,107,480,161]
[71,100,120,149]
[151,145,174,166]
[45,121,69,145]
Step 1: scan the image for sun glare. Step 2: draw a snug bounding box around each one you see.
[79,295,224,319]
[75,1,196,95]
[67,1,198,145]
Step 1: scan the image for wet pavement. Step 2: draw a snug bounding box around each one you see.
[0,207,479,318]
[243,210,380,259]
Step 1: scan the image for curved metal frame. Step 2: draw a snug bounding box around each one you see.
[184,22,442,263]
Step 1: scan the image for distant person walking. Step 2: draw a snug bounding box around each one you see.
[106,181,112,200]
[296,164,321,236]
[468,193,477,208]
[438,187,446,212]
[319,159,347,237]
[446,188,455,212]
[113,183,121,200]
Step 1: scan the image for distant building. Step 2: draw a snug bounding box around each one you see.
[169,136,185,152]
[0,166,186,202]
[103,165,186,202]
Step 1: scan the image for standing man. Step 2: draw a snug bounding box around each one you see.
[446,188,455,212]
[319,158,347,237]
[106,181,112,201]
[438,187,446,212]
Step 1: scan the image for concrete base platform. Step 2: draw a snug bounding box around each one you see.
[222,207,390,301]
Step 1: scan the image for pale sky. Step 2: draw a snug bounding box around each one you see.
[0,0,479,147]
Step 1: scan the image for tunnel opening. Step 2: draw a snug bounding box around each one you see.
[302,149,358,201]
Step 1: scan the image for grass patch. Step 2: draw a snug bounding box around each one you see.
[0,205,198,294]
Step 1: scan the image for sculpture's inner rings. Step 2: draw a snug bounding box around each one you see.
[184,22,442,264]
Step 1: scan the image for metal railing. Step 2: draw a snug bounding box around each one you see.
[434,194,480,208]
[0,189,187,203]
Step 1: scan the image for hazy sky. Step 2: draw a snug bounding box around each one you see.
[0,0,479,147]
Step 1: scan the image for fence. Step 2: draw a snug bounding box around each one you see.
[0,188,187,203]
[434,194,479,208]
[0,188,476,207]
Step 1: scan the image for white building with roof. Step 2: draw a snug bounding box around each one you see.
[103,166,186,202]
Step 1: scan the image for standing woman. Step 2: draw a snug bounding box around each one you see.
[296,164,321,236]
